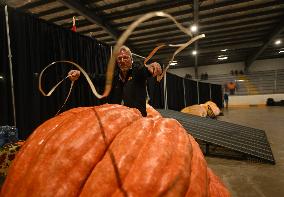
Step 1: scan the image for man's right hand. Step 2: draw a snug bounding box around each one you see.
[68,70,80,81]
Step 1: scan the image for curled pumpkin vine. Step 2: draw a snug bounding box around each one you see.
[39,11,205,114]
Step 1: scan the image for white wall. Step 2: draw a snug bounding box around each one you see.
[250,58,284,72]
[229,94,284,105]
[168,58,284,78]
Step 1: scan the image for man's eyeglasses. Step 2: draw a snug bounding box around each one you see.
[117,55,131,61]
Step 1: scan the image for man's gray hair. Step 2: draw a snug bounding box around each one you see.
[119,45,132,59]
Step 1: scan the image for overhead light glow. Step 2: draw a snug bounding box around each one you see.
[218,56,228,60]
[220,49,228,52]
[192,50,197,55]
[275,39,282,45]
[190,25,198,32]
[169,60,177,65]
[279,50,284,53]
[170,62,177,66]
[0,76,3,79]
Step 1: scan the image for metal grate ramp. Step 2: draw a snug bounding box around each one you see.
[158,109,275,164]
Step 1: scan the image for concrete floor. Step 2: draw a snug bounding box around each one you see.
[205,106,284,197]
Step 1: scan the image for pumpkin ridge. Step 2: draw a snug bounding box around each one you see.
[79,118,155,196]
[158,171,183,197]
[153,119,192,196]
[48,106,141,196]
[67,107,137,196]
[1,110,77,196]
[186,135,208,197]
[186,136,194,193]
[111,118,192,196]
[75,106,143,196]
[59,107,90,115]
[112,118,155,194]
[158,124,193,196]
[2,105,142,197]
[83,107,131,195]
[19,109,95,196]
[89,106,143,161]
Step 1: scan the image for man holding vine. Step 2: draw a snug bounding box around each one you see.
[68,45,162,117]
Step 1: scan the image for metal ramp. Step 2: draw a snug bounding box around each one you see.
[158,109,275,164]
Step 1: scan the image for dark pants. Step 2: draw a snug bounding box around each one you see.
[224,99,228,108]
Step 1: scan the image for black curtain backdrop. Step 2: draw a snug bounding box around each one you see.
[166,73,185,111]
[0,8,13,126]
[1,7,223,139]
[211,84,223,108]
[198,82,211,104]
[147,77,164,109]
[184,78,198,106]
[147,73,222,111]
[1,7,111,139]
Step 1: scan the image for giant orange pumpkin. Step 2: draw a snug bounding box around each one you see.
[1,104,229,197]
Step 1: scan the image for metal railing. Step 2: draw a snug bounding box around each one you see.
[206,69,284,95]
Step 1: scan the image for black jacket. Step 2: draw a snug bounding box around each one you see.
[108,62,151,117]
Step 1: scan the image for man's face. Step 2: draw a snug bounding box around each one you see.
[117,48,132,71]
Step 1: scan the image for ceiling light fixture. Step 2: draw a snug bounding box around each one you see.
[169,62,178,66]
[192,50,197,55]
[190,24,198,33]
[169,61,178,65]
[218,56,228,60]
[275,39,282,45]
[220,49,228,52]
[279,50,284,54]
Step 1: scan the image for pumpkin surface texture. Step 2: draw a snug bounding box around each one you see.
[1,104,230,197]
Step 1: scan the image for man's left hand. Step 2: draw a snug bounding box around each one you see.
[147,62,162,77]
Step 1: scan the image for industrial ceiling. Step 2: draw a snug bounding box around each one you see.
[4,0,284,69]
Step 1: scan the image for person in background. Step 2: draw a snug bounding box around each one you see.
[68,46,162,117]
[224,92,229,109]
[200,73,205,80]
[227,81,236,95]
[204,72,208,80]
[185,73,192,79]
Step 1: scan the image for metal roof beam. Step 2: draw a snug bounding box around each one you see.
[105,0,191,20]
[117,0,282,29]
[144,41,263,59]
[128,12,282,38]
[19,0,56,11]
[245,18,284,70]
[139,33,266,52]
[135,29,269,50]
[97,0,142,11]
[36,6,66,17]
[128,20,276,43]
[58,0,119,40]
[58,0,141,54]
[56,0,283,29]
